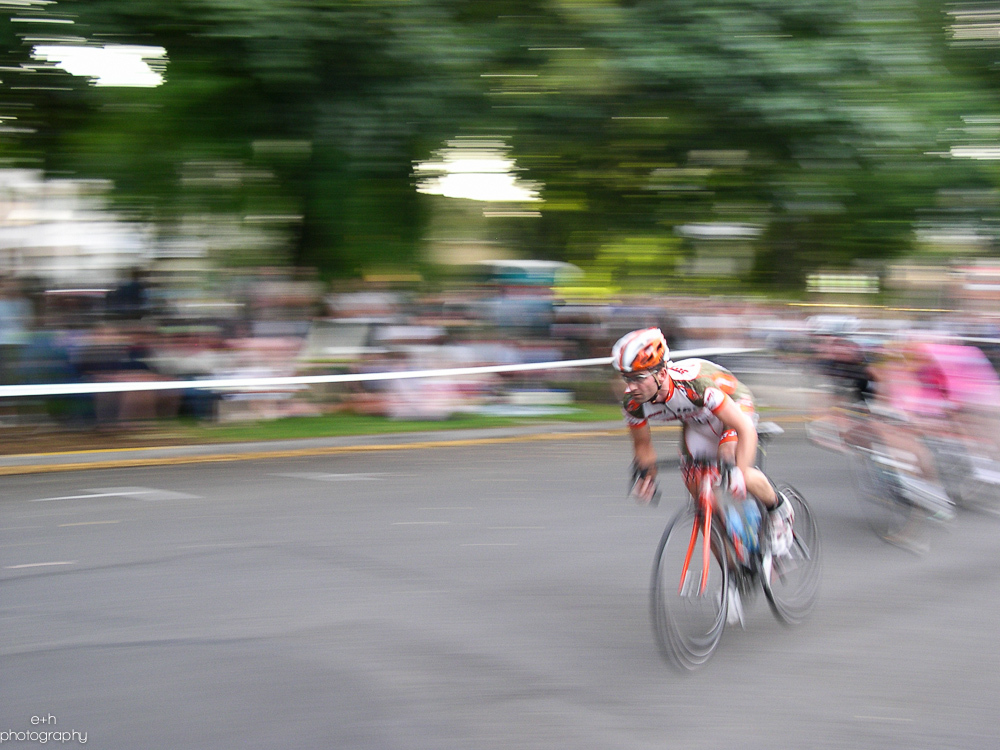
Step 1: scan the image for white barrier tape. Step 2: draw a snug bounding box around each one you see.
[0,347,762,399]
[853,330,1000,346]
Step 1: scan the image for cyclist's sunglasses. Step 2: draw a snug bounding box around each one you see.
[621,370,659,385]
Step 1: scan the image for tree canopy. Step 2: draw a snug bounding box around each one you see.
[2,0,998,288]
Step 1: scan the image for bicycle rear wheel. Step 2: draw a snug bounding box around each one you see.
[956,454,1000,516]
[848,437,913,541]
[763,484,821,626]
[650,505,729,671]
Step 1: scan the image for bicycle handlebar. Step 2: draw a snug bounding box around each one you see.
[630,461,662,506]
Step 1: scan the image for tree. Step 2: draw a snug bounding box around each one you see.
[4,0,999,288]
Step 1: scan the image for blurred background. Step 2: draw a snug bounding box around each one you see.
[2,0,1000,439]
[7,5,1000,748]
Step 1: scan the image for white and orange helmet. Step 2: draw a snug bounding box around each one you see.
[611,328,669,373]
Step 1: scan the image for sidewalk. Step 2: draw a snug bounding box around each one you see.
[0,413,807,476]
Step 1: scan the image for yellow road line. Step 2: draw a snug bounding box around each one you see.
[12,444,194,458]
[0,418,806,477]
[0,428,631,476]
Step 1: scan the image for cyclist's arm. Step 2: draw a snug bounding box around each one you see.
[714,396,758,473]
[629,422,659,501]
[630,421,657,473]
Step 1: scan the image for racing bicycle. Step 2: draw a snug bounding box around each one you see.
[808,400,956,552]
[649,426,821,671]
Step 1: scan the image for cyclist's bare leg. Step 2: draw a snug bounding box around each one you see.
[868,415,935,552]
[717,440,777,508]
[747,467,778,508]
[876,418,940,484]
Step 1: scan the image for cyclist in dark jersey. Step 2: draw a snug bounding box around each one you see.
[612,327,794,556]
[813,334,876,406]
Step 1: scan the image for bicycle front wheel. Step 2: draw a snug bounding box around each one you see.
[939,443,1000,516]
[763,484,821,626]
[956,455,1000,516]
[650,505,729,671]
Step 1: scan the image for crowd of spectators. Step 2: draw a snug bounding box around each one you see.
[1,265,999,434]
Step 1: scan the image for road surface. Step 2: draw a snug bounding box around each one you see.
[2,426,998,749]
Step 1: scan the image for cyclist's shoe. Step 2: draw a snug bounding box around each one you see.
[726,587,745,628]
[768,492,795,557]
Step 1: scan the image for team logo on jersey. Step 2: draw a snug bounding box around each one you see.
[668,360,702,380]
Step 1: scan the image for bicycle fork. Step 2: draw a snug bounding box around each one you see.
[679,489,714,596]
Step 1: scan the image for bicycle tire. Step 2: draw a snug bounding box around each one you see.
[956,457,1000,516]
[650,505,729,671]
[762,484,821,626]
[929,438,1000,516]
[848,433,913,541]
[925,436,970,507]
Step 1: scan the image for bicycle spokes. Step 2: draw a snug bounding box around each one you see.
[792,532,812,561]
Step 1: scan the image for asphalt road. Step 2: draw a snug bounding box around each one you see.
[2,426,999,749]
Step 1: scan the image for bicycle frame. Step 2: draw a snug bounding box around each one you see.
[669,424,780,599]
[650,428,818,670]
[678,463,722,596]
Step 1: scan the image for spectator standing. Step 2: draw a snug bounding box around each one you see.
[0,276,33,386]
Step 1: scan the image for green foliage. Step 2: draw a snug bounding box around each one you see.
[3,0,1000,285]
[174,402,625,444]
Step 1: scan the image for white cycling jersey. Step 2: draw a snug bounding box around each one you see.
[622,358,756,459]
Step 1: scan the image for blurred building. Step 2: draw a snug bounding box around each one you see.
[952,264,1000,315]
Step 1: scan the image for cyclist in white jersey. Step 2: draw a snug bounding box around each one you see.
[612,327,794,555]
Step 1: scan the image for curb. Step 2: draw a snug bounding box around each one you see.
[0,415,809,476]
